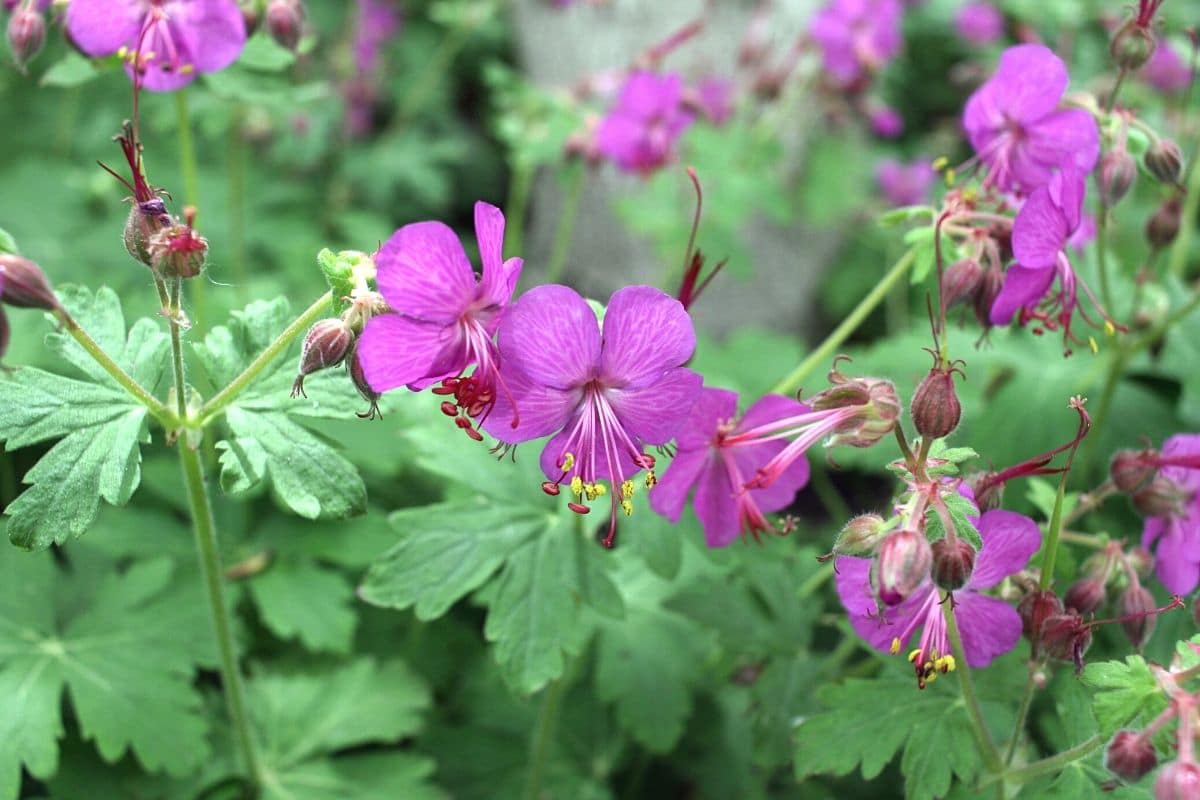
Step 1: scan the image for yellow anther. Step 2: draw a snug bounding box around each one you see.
[939,655,956,673]
[1088,336,1098,354]
[620,500,634,517]
[907,649,922,664]
[117,46,129,58]
[620,479,636,500]
[592,483,607,497]
[180,64,195,75]
[932,156,949,171]
[962,187,978,203]
[584,483,599,501]
[561,452,576,472]
[569,476,584,498]
[890,637,902,655]
[644,470,658,489]
[943,168,957,186]
[1104,319,1116,337]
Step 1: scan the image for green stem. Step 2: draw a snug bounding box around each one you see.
[944,598,1003,775]
[1039,466,1070,591]
[1004,670,1039,765]
[227,106,249,303]
[808,461,852,523]
[798,562,834,599]
[772,247,916,396]
[505,160,534,261]
[545,165,585,285]
[55,309,175,426]
[1167,139,1200,279]
[179,443,261,788]
[1096,201,1113,314]
[199,291,332,425]
[996,734,1103,787]
[1084,344,1127,475]
[524,673,569,800]
[168,279,188,418]
[175,90,207,326]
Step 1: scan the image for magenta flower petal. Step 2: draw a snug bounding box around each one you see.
[176,0,246,73]
[835,556,935,652]
[599,285,696,387]
[619,71,683,119]
[968,509,1042,590]
[537,423,640,484]
[473,201,522,306]
[964,44,1067,130]
[608,367,703,444]
[649,447,710,522]
[735,444,809,511]
[1160,434,1200,493]
[676,387,738,450]
[1145,517,1200,595]
[499,284,601,390]
[989,264,1055,325]
[483,365,578,444]
[1015,110,1101,186]
[736,393,809,434]
[357,314,447,392]
[953,592,1023,667]
[1012,186,1069,269]
[375,221,476,324]
[693,455,743,547]
[595,71,693,175]
[65,0,144,56]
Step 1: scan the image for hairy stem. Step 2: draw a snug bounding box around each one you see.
[199,291,332,425]
[1039,465,1070,591]
[1004,669,1040,765]
[944,598,1003,774]
[772,247,916,396]
[545,164,585,285]
[168,278,188,418]
[997,734,1103,786]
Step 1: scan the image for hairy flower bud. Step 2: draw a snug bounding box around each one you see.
[940,258,983,311]
[265,0,304,52]
[147,222,208,279]
[1018,589,1064,652]
[1119,584,1156,649]
[811,364,901,448]
[347,345,382,420]
[819,513,888,562]
[1145,139,1184,186]
[1155,761,1200,800]
[931,536,975,591]
[0,253,58,310]
[1111,449,1157,493]
[973,265,1004,329]
[1063,577,1107,615]
[7,5,44,71]
[1109,18,1156,71]
[911,363,962,441]
[1040,612,1093,673]
[1132,475,1190,518]
[124,198,170,266]
[1105,730,1157,782]
[1098,149,1137,207]
[1146,197,1182,250]
[874,529,932,606]
[291,318,353,398]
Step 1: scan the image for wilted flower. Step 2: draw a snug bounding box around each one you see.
[650,388,811,547]
[876,158,936,207]
[1142,434,1200,595]
[955,2,1004,45]
[595,71,694,176]
[808,0,903,89]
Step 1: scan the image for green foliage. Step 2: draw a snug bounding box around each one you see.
[1081,654,1167,737]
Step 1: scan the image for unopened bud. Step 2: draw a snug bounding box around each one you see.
[874,529,932,606]
[940,259,983,311]
[1110,18,1156,71]
[911,363,962,441]
[1119,584,1156,649]
[1155,761,1200,800]
[1098,149,1137,207]
[147,222,208,279]
[819,513,887,561]
[0,253,58,310]
[1111,449,1157,493]
[265,0,304,52]
[1063,577,1107,615]
[974,266,1004,329]
[124,198,170,266]
[347,345,382,420]
[1040,612,1093,673]
[7,6,44,71]
[1132,475,1190,518]
[1144,139,1184,186]
[1146,197,1182,250]
[239,0,262,35]
[931,537,975,591]
[1018,589,1063,652]
[1105,730,1157,782]
[291,318,353,398]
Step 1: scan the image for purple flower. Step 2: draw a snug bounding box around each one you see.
[66,0,246,92]
[650,388,811,547]
[808,0,903,88]
[876,158,936,206]
[955,2,1004,46]
[963,44,1099,193]
[1143,434,1200,595]
[692,75,734,125]
[482,284,703,546]
[837,509,1040,687]
[1141,40,1192,94]
[353,0,401,75]
[356,201,523,438]
[595,71,694,176]
[868,104,904,138]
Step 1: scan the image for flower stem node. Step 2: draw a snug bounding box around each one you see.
[291,318,354,398]
[6,4,45,72]
[931,536,976,591]
[1110,18,1156,71]
[0,254,59,311]
[265,0,305,52]
[1105,730,1158,782]
[874,529,932,606]
[1144,139,1185,187]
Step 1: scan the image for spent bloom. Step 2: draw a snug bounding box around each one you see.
[66,0,247,92]
[483,284,703,546]
[837,508,1041,688]
[650,388,811,547]
[1142,434,1200,595]
[808,0,903,89]
[876,158,936,207]
[954,2,1004,46]
[356,201,523,440]
[595,71,694,176]
[963,44,1099,193]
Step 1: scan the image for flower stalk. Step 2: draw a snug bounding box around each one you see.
[943,597,1004,775]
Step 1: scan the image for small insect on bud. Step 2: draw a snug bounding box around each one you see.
[1155,761,1200,800]
[1146,197,1182,251]
[0,253,59,311]
[911,358,963,441]
[1132,475,1190,518]
[1063,577,1107,615]
[1111,448,1157,493]
[1018,589,1064,654]
[7,5,44,72]
[874,529,932,606]
[291,318,354,398]
[347,346,382,420]
[1109,18,1156,71]
[931,537,976,591]
[124,198,170,267]
[818,513,887,562]
[940,259,983,311]
[1098,149,1137,207]
[1119,584,1157,649]
[147,222,208,280]
[1144,139,1184,186]
[265,0,305,52]
[1105,730,1157,783]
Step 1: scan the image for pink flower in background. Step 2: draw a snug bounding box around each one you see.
[1142,434,1200,595]
[356,202,523,438]
[963,44,1099,193]
[691,76,735,125]
[868,104,904,138]
[808,0,903,88]
[837,509,1040,687]
[1141,40,1192,94]
[596,71,694,175]
[66,0,246,92]
[955,2,1004,45]
[650,388,811,547]
[876,158,936,206]
[344,0,402,137]
[483,284,702,546]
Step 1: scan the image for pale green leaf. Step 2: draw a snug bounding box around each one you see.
[248,560,356,654]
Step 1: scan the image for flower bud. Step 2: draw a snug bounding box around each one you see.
[1063,577,1107,615]
[1155,761,1200,800]
[347,345,382,420]
[811,367,901,449]
[147,222,208,279]
[1146,197,1182,250]
[819,513,887,561]
[291,318,353,398]
[1018,589,1063,650]
[931,537,976,591]
[1105,730,1157,782]
[124,198,170,266]
[940,258,983,311]
[911,365,962,441]
[239,0,262,35]
[6,5,44,71]
[0,253,58,310]
[265,0,304,52]
[1098,149,1137,207]
[1119,584,1156,649]
[966,471,1004,513]
[874,529,932,606]
[1111,449,1157,493]
[1132,475,1190,518]
[1040,612,1093,673]
[973,265,1004,329]
[1145,139,1184,186]
[1110,18,1156,71]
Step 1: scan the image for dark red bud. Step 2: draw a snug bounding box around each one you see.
[265,0,304,52]
[1063,577,1107,615]
[931,537,975,591]
[874,529,932,606]
[1132,475,1190,518]
[820,513,887,561]
[1018,589,1064,654]
[1110,18,1156,71]
[1098,149,1137,207]
[966,471,1004,513]
[1146,197,1182,250]
[911,366,962,441]
[1105,730,1157,782]
[1111,449,1158,493]
[1144,139,1184,186]
[1119,584,1156,649]
[1040,612,1093,673]
[347,346,382,420]
[940,258,983,311]
[7,6,44,71]
[973,266,1004,329]
[291,318,353,398]
[0,253,58,311]
[1155,761,1200,800]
